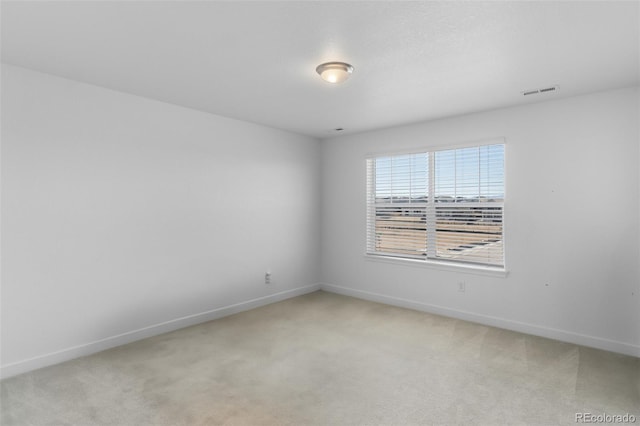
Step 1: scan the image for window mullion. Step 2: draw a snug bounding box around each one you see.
[426,152,436,258]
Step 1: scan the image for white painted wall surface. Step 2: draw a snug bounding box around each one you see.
[2,64,638,379]
[1,64,321,376]
[320,87,640,356]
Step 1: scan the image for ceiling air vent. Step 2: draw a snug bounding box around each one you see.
[522,85,559,96]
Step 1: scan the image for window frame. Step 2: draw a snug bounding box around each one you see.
[365,138,507,275]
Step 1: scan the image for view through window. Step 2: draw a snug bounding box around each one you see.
[366,143,505,267]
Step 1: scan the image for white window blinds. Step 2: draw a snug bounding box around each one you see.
[366,143,505,267]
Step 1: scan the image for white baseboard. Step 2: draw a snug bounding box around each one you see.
[320,283,640,358]
[0,284,321,380]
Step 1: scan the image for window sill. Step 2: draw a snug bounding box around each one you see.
[364,254,509,278]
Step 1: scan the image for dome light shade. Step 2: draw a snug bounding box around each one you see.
[316,62,354,84]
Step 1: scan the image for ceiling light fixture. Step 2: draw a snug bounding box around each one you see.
[316,62,354,84]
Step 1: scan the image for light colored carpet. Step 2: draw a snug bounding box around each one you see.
[1,290,639,425]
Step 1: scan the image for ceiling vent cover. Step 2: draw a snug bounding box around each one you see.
[522,85,559,96]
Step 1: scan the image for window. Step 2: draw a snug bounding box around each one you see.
[366,143,505,268]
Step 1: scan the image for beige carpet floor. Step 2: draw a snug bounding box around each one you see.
[1,290,639,425]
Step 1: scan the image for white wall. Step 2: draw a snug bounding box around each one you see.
[1,64,321,377]
[2,64,638,380]
[321,87,640,356]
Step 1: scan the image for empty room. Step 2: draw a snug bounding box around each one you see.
[1,1,639,425]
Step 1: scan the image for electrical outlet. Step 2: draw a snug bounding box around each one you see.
[265,272,271,284]
[458,281,466,292]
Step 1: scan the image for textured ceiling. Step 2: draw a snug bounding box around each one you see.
[2,1,638,138]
